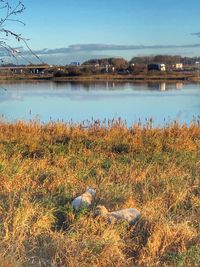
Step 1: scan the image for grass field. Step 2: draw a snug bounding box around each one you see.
[0,120,199,266]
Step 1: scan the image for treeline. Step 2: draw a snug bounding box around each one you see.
[51,55,200,77]
[83,55,200,66]
[83,57,128,68]
[130,55,182,65]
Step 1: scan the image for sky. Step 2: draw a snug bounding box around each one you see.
[2,0,200,64]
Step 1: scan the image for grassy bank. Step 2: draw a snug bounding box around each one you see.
[0,121,200,266]
[52,72,198,83]
[0,72,199,83]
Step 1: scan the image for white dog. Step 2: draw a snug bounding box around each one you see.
[72,188,96,211]
[95,205,141,225]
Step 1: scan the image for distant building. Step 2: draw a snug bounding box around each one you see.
[0,65,50,74]
[147,63,166,71]
[175,63,183,70]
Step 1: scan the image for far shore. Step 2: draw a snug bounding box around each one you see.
[0,73,200,83]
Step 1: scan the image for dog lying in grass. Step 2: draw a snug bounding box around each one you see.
[72,188,96,211]
[95,205,141,225]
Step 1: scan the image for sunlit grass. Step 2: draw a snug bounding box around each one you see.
[0,120,199,266]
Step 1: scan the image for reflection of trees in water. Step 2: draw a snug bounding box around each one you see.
[53,81,129,91]
[147,82,184,91]
[176,83,183,89]
[147,82,168,91]
[147,82,167,91]
[54,81,185,92]
[148,82,162,90]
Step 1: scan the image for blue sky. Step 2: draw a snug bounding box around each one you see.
[4,0,200,63]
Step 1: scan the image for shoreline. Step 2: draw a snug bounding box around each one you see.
[0,73,200,83]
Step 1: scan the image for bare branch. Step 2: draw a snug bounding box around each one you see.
[0,0,44,67]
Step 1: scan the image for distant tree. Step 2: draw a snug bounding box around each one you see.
[66,66,81,76]
[130,56,153,65]
[181,57,200,65]
[82,59,99,66]
[109,58,128,68]
[80,66,100,75]
[130,55,182,65]
[53,69,67,77]
[83,57,128,68]
[153,55,181,64]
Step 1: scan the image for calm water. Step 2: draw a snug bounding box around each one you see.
[0,81,200,126]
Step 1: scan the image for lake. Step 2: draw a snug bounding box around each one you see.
[0,81,200,126]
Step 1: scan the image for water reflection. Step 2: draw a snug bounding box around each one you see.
[54,81,127,90]
[146,82,184,91]
[176,83,183,89]
[147,82,167,91]
[0,81,199,126]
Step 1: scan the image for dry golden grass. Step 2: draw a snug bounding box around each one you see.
[0,120,200,266]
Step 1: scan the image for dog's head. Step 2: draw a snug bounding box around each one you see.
[86,188,96,197]
[94,205,108,216]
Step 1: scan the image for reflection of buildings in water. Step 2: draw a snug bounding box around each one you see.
[105,81,116,89]
[106,82,115,88]
[148,83,160,90]
[176,83,183,90]
[148,82,166,91]
[160,82,166,91]
[54,81,125,91]
[148,82,184,91]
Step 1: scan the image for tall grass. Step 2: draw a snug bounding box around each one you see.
[0,120,199,266]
